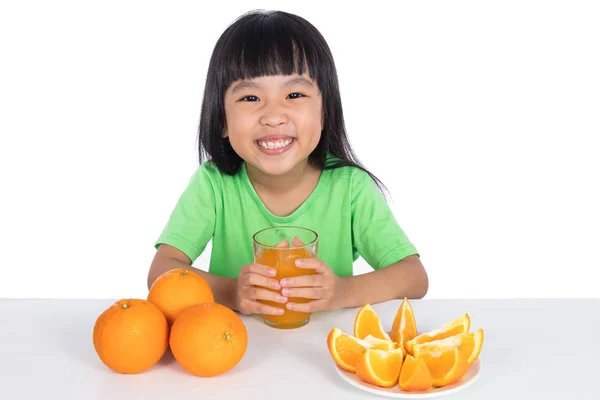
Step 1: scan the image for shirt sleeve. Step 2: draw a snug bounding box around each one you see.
[154,163,216,263]
[351,169,419,269]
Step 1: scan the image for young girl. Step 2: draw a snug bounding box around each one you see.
[147,10,428,317]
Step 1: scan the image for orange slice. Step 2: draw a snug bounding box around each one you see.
[413,329,484,366]
[390,297,417,347]
[466,328,484,364]
[399,355,433,391]
[364,334,396,351]
[354,304,392,342]
[414,345,469,387]
[355,348,405,387]
[405,314,470,355]
[326,328,393,372]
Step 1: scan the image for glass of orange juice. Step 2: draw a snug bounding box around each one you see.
[253,226,318,329]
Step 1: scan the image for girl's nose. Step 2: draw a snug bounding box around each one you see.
[259,104,289,127]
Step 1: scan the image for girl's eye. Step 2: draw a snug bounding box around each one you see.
[287,92,304,99]
[240,95,259,102]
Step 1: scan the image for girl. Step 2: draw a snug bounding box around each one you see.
[147,10,428,317]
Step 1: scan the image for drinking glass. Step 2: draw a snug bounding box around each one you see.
[253,226,318,329]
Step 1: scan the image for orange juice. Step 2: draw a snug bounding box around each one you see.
[256,247,316,329]
[253,226,319,329]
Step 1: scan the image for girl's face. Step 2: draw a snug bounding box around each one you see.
[223,74,323,177]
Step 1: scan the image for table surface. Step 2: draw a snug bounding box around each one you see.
[1,298,599,399]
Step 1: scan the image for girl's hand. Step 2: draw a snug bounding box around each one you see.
[235,263,288,315]
[280,258,346,313]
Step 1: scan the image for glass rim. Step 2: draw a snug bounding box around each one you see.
[252,225,318,250]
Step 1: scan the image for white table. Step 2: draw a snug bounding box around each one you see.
[1,298,598,399]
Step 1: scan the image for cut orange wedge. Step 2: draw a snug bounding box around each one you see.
[390,297,417,347]
[327,328,393,372]
[414,329,484,366]
[364,334,396,351]
[413,328,484,366]
[355,348,405,387]
[466,328,484,365]
[405,314,470,355]
[354,304,392,342]
[399,355,432,391]
[414,345,469,387]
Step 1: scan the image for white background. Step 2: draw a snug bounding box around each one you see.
[1,1,598,300]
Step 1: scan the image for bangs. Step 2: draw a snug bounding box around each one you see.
[200,10,386,192]
[216,12,325,88]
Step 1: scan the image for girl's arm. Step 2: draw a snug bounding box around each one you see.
[339,255,428,308]
[147,244,237,310]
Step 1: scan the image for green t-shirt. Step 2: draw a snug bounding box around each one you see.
[155,161,418,278]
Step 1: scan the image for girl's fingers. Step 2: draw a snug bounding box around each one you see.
[294,258,329,273]
[292,236,305,247]
[280,274,324,288]
[247,287,288,304]
[244,263,277,277]
[273,237,305,248]
[244,273,281,290]
[238,298,285,316]
[281,287,326,300]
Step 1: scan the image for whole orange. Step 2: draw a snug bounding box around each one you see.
[169,303,248,377]
[93,298,169,374]
[147,268,214,325]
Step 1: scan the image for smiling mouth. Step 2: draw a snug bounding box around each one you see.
[255,138,295,150]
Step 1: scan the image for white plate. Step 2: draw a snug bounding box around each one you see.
[333,359,481,398]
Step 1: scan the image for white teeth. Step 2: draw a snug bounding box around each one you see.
[257,138,293,150]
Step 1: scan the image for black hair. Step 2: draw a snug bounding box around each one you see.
[197,9,387,195]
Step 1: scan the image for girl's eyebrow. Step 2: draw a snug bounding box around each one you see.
[230,77,314,95]
[283,77,314,89]
[230,81,261,95]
